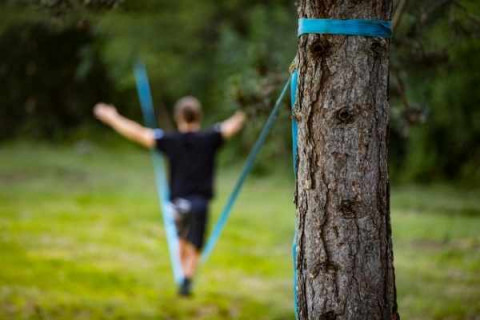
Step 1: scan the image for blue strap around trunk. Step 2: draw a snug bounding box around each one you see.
[298,18,392,38]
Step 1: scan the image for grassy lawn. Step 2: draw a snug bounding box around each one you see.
[0,142,479,319]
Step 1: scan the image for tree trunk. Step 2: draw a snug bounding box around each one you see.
[294,1,399,319]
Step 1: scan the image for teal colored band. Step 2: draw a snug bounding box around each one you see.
[298,18,392,38]
[290,70,299,319]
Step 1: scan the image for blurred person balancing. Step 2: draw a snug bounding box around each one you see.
[93,94,246,297]
[132,61,291,290]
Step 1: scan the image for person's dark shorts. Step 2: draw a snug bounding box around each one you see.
[171,196,209,251]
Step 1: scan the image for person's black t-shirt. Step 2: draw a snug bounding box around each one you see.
[154,126,224,200]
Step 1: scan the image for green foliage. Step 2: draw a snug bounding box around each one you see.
[390,0,480,184]
[0,0,479,183]
[0,19,112,140]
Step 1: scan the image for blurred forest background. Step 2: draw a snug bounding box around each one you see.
[0,0,479,184]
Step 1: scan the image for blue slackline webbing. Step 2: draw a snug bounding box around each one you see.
[291,18,392,317]
[290,72,299,176]
[298,18,392,38]
[290,70,299,319]
[201,78,291,263]
[133,62,184,285]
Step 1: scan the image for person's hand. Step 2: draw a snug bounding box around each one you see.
[234,110,247,122]
[93,103,118,124]
[220,110,247,139]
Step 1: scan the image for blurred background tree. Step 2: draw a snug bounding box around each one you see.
[390,0,480,184]
[0,0,478,184]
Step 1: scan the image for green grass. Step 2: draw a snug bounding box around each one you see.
[0,142,479,319]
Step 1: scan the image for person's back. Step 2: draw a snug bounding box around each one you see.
[155,127,223,200]
[93,95,246,297]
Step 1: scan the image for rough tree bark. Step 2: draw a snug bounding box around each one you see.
[293,1,399,319]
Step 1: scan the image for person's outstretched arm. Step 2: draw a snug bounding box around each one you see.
[93,103,155,148]
[220,111,246,139]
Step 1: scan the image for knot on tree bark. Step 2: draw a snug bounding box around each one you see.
[308,37,332,60]
[339,199,359,219]
[369,38,388,58]
[335,107,356,125]
[319,310,337,320]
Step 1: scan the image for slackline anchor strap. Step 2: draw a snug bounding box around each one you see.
[298,18,392,38]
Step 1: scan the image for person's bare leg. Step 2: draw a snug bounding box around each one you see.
[178,239,188,275]
[178,242,199,296]
[184,242,200,279]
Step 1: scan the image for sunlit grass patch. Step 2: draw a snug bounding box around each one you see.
[1,142,479,319]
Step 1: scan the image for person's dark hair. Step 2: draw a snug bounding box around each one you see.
[174,96,202,124]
